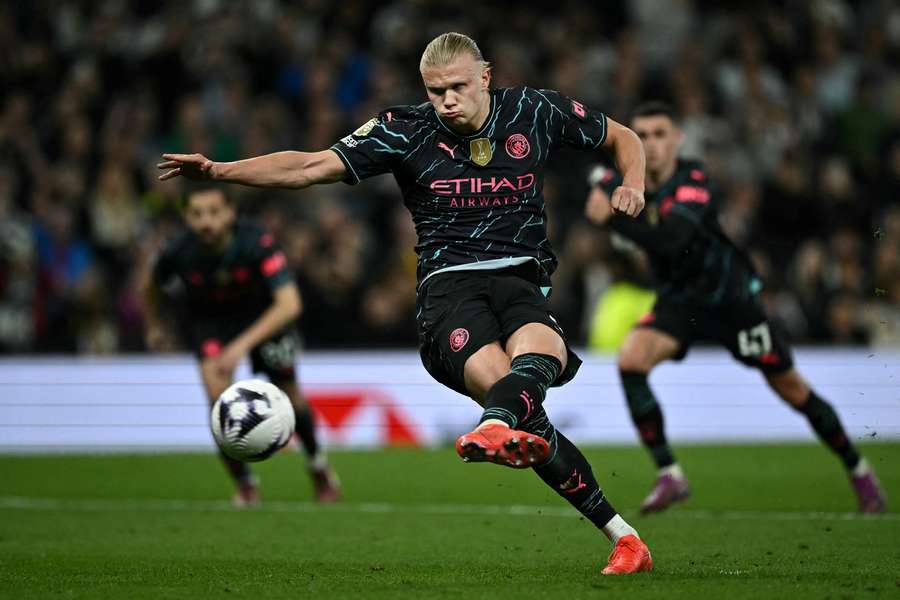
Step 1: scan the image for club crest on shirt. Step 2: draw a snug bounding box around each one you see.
[469,138,493,166]
[505,134,530,159]
[353,117,378,137]
[646,204,659,226]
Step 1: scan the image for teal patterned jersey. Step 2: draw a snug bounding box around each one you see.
[331,86,608,287]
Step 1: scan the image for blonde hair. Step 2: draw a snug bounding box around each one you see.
[420,32,490,71]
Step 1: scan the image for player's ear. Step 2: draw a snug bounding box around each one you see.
[482,65,491,90]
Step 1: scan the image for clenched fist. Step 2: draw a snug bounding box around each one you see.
[610,185,644,217]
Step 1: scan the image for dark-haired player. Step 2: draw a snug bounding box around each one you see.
[143,186,340,506]
[585,101,886,514]
[159,33,652,574]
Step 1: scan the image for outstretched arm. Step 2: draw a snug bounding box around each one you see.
[158,150,347,189]
[602,118,646,217]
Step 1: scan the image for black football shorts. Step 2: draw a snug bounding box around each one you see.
[636,295,794,374]
[416,268,582,396]
[190,320,299,381]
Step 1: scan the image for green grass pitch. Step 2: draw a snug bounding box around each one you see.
[0,444,897,599]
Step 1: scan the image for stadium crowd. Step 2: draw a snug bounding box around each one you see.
[1,0,899,353]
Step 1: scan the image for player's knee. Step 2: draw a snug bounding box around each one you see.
[506,323,567,366]
[199,362,231,402]
[617,351,651,374]
[766,369,809,407]
[464,344,510,403]
[271,379,307,410]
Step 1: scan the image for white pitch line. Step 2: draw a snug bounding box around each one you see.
[0,496,897,522]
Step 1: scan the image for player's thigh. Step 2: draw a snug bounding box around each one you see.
[490,272,582,386]
[250,330,307,410]
[250,329,300,381]
[721,300,795,374]
[416,272,503,399]
[267,374,308,412]
[463,341,511,405]
[191,322,237,405]
[617,327,681,373]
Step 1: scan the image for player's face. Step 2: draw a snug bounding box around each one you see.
[184,190,235,247]
[631,115,683,174]
[421,54,491,134]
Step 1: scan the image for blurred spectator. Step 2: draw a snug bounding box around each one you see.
[32,200,94,351]
[90,162,143,256]
[0,166,37,351]
[0,0,896,353]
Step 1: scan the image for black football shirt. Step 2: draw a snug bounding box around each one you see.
[593,158,761,306]
[152,220,293,321]
[331,86,609,290]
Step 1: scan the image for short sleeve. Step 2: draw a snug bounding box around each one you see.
[330,111,411,184]
[255,232,292,291]
[539,89,608,150]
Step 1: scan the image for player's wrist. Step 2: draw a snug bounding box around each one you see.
[208,160,226,181]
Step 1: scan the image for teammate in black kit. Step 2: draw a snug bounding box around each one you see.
[585,101,887,514]
[158,33,652,574]
[143,186,340,506]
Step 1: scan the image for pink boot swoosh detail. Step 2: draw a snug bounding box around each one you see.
[520,390,533,422]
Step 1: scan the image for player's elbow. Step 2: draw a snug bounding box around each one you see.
[278,285,302,320]
[605,120,642,153]
[299,165,344,187]
[290,172,313,189]
[616,126,642,155]
[287,295,302,320]
[291,162,323,188]
[295,150,346,187]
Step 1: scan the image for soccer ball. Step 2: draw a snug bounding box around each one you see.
[211,379,295,462]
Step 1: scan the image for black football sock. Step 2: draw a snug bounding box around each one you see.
[620,370,675,468]
[294,404,321,460]
[218,450,253,487]
[522,405,618,529]
[795,390,860,470]
[479,353,562,428]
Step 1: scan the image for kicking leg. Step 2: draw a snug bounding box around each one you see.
[456,324,565,467]
[459,323,651,574]
[200,359,259,507]
[618,328,689,513]
[273,376,340,502]
[766,368,886,513]
[520,405,652,574]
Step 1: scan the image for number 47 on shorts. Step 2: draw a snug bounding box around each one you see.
[738,323,772,357]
